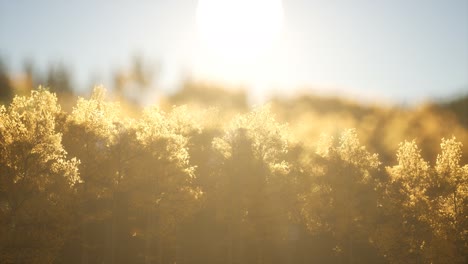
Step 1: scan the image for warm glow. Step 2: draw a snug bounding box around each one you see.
[196,0,284,62]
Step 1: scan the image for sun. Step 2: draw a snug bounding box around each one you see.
[196,0,284,62]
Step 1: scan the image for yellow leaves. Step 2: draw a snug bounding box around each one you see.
[138,105,168,138]
[384,137,468,262]
[168,105,203,136]
[11,87,61,115]
[69,86,123,142]
[52,157,81,186]
[338,128,380,169]
[0,88,81,187]
[215,105,293,174]
[3,86,468,263]
[386,140,431,213]
[271,160,290,175]
[4,88,60,140]
[138,105,192,140]
[436,195,457,219]
[389,140,430,182]
[212,137,232,159]
[389,137,467,207]
[460,164,468,195]
[316,129,381,177]
[436,137,463,176]
[136,105,202,175]
[136,105,194,169]
[0,104,5,121]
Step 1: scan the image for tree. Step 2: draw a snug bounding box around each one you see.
[300,129,384,263]
[381,138,468,263]
[211,106,301,264]
[0,88,80,263]
[132,104,202,263]
[62,86,128,263]
[431,138,467,263]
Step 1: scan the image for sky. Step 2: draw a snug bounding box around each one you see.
[1,0,467,103]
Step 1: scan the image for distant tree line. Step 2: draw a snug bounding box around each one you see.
[0,55,155,107]
[0,88,466,263]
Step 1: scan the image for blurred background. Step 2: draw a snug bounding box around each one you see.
[1,0,467,105]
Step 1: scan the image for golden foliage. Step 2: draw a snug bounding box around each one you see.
[1,87,467,263]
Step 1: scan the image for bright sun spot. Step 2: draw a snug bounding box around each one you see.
[196,0,284,62]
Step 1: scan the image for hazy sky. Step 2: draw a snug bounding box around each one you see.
[1,0,467,103]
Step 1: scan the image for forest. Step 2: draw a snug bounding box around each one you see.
[0,78,467,263]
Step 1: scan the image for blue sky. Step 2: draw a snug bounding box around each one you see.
[1,0,467,103]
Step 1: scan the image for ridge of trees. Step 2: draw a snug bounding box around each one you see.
[1,88,467,263]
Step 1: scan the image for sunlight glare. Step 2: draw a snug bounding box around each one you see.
[196,0,284,62]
